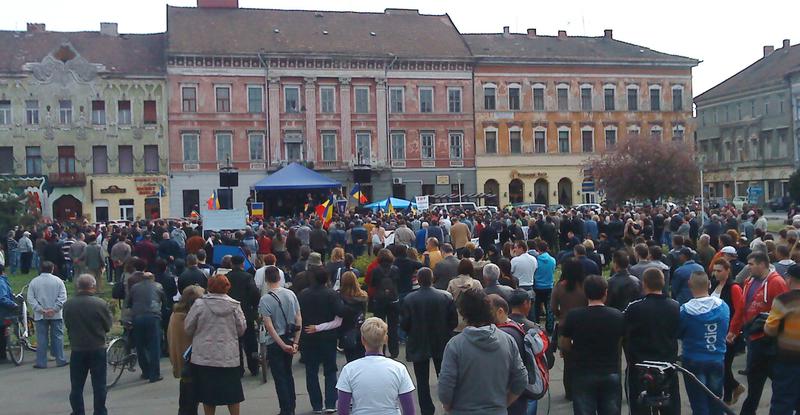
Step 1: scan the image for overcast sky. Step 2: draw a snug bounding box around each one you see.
[2,0,798,97]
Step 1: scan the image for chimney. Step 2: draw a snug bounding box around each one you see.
[196,0,238,8]
[764,45,774,57]
[558,30,567,39]
[26,23,46,33]
[604,29,613,39]
[783,39,792,51]
[503,26,510,36]
[100,22,118,37]
[527,28,537,37]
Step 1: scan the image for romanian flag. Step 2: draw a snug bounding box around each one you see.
[350,184,368,204]
[386,198,395,214]
[206,191,220,210]
[315,196,335,228]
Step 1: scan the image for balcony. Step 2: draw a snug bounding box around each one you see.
[48,172,86,187]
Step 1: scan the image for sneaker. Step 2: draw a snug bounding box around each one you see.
[312,411,323,414]
[731,384,746,405]
[324,409,337,414]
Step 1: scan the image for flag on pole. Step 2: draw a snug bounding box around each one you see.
[350,184,368,204]
[315,196,335,228]
[386,198,395,214]
[206,191,219,210]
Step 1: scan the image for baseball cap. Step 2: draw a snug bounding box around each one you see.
[720,246,737,255]
[679,247,694,258]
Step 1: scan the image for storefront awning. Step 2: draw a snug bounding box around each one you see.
[252,162,341,191]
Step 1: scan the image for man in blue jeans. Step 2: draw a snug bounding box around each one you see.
[126,271,166,383]
[678,270,730,415]
[27,261,68,368]
[64,274,112,415]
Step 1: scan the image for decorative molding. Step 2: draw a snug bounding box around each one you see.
[24,42,103,86]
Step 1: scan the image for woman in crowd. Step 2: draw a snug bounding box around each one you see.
[550,257,587,401]
[710,258,746,405]
[338,271,369,362]
[184,275,246,415]
[447,259,483,334]
[168,285,205,415]
[325,247,345,287]
[370,249,400,358]
[497,257,518,289]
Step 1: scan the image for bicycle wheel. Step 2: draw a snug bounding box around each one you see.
[24,315,36,352]
[259,343,268,384]
[106,338,128,388]
[6,321,23,366]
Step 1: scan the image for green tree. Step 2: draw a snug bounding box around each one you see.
[0,181,37,233]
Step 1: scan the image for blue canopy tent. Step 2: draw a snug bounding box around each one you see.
[252,162,341,191]
[364,197,416,211]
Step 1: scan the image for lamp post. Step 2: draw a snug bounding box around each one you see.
[457,173,463,203]
[696,154,706,228]
[732,165,738,199]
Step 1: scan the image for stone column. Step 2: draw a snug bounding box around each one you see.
[375,77,388,165]
[304,77,317,162]
[339,77,352,165]
[267,76,281,164]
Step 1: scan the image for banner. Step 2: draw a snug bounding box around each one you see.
[415,195,430,211]
[251,202,264,219]
[201,208,248,231]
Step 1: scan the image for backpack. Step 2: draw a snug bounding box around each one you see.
[498,320,551,401]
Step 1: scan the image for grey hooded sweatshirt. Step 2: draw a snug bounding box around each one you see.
[438,325,528,415]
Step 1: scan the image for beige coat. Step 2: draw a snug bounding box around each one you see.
[447,275,484,332]
[184,294,246,368]
[450,222,470,250]
[167,312,192,378]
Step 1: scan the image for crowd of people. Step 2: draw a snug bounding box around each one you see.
[0,202,799,415]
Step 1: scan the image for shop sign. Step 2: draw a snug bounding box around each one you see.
[436,175,450,185]
[510,170,548,179]
[100,185,126,194]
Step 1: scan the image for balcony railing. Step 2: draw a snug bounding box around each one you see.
[48,172,86,187]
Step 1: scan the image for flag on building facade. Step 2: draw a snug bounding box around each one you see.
[350,184,368,204]
[207,191,219,210]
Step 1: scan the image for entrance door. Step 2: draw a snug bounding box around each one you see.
[392,184,406,200]
[183,189,199,217]
[119,199,134,221]
[558,178,573,206]
[145,197,161,220]
[53,195,82,221]
[534,179,549,204]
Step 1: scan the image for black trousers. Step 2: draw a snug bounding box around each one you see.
[20,252,32,274]
[373,300,399,358]
[413,357,442,415]
[238,323,259,375]
[740,338,774,415]
[722,342,741,402]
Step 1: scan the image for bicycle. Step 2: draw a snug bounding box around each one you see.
[106,323,137,388]
[3,284,37,366]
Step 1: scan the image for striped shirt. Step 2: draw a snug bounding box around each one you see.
[765,289,800,362]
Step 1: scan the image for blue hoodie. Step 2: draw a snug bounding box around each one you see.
[679,296,729,362]
[533,251,556,290]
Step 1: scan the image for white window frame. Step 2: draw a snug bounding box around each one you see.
[119,200,135,222]
[649,84,662,111]
[580,83,593,111]
[321,131,337,161]
[534,127,547,154]
[626,85,639,111]
[215,132,233,163]
[603,84,616,111]
[447,87,462,113]
[319,85,336,114]
[355,132,372,163]
[580,126,594,153]
[390,131,406,160]
[59,100,72,125]
[420,131,435,160]
[484,127,498,154]
[283,85,301,113]
[628,125,641,136]
[248,132,265,161]
[389,87,405,113]
[214,85,232,113]
[449,131,464,159]
[247,85,264,114]
[604,126,618,149]
[650,125,663,140]
[507,83,521,111]
[509,126,522,154]
[418,86,434,113]
[672,85,685,112]
[354,86,370,114]
[181,84,198,113]
[26,100,39,125]
[483,83,497,110]
[117,100,132,126]
[672,124,685,141]
[0,100,11,125]
[556,83,570,111]
[532,83,546,111]
[182,132,200,162]
[557,127,571,153]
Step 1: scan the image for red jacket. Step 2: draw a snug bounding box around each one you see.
[730,271,788,341]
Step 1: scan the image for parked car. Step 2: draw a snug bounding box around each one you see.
[477,205,499,215]
[573,203,602,213]
[708,198,729,210]
[769,196,792,212]
[732,196,748,211]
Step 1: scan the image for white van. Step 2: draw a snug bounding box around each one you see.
[429,202,478,213]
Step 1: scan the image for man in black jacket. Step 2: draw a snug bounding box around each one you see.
[226,255,261,376]
[606,250,641,311]
[623,268,681,415]
[400,267,457,415]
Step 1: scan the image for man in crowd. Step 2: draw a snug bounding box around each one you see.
[764,264,800,413]
[393,219,416,247]
[511,240,537,302]
[178,254,208,293]
[532,241,556,331]
[607,250,641,312]
[28,261,68,368]
[127,271,166,383]
[450,216,470,257]
[79,235,105,292]
[432,243,458,290]
[573,244,600,276]
[64,274,113,415]
[483,263,513,301]
[672,247,704,305]
[226,255,261,376]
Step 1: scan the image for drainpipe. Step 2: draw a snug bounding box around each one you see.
[385,54,398,168]
[258,51,270,166]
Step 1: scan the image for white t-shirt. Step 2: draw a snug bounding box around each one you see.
[254,265,285,295]
[336,355,415,415]
[511,252,538,287]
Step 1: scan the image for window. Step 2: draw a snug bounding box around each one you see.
[649,86,661,111]
[604,86,616,111]
[0,147,13,174]
[605,128,617,149]
[144,145,159,173]
[389,87,405,113]
[286,141,303,162]
[92,146,108,174]
[119,199,134,222]
[182,190,200,217]
[25,147,42,175]
[284,86,300,113]
[650,126,662,141]
[319,86,335,113]
[627,86,638,111]
[510,129,522,154]
[390,132,406,160]
[216,132,233,163]
[118,145,133,174]
[59,100,72,124]
[58,146,76,174]
[484,84,496,110]
[485,130,498,154]
[533,85,545,111]
[420,132,435,159]
[534,130,546,153]
[215,86,231,112]
[419,87,433,113]
[580,86,592,111]
[321,132,337,161]
[672,125,685,141]
[181,86,197,112]
[143,100,157,124]
[750,100,756,117]
[581,129,594,152]
[355,132,371,163]
[448,88,462,113]
[0,100,10,125]
[558,129,570,153]
[247,85,264,113]
[248,132,265,161]
[557,85,569,111]
[117,100,131,125]
[422,184,435,195]
[91,100,105,125]
[26,100,39,125]
[672,86,684,111]
[354,87,369,113]
[508,84,521,110]
[449,132,463,159]
[182,133,199,162]
[628,125,641,136]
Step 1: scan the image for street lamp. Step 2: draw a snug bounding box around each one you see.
[696,154,706,228]
[457,173,463,203]
[732,165,738,199]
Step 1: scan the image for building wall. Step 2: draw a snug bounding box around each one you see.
[473,64,694,206]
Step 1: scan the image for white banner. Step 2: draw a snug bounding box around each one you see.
[415,195,429,211]
[200,208,248,231]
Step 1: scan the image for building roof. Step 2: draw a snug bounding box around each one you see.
[463,33,698,67]
[166,6,472,59]
[695,43,800,103]
[0,30,165,76]
[253,162,341,191]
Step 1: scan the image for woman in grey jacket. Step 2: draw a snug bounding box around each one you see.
[438,287,528,415]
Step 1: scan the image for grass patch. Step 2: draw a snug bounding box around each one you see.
[768,221,787,234]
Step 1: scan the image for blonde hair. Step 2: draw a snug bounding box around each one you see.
[360,317,388,350]
[339,271,367,299]
[330,247,345,263]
